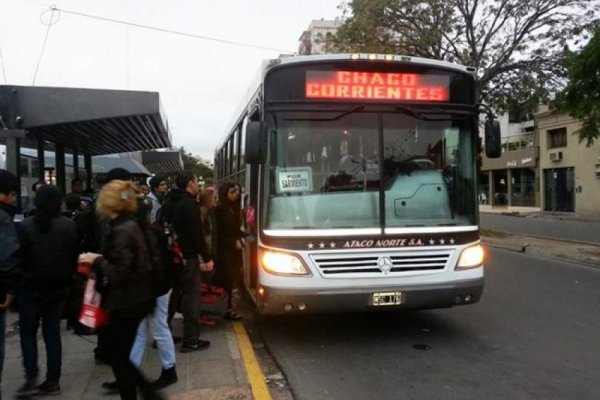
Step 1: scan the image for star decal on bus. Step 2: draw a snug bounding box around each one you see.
[307,242,314,249]
[439,239,446,245]
[329,242,336,248]
[450,238,455,244]
[429,239,435,245]
[319,242,326,249]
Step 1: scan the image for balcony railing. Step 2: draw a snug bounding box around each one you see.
[502,133,534,152]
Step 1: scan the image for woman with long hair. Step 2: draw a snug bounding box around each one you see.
[78,180,160,400]
[214,182,243,320]
[15,185,78,396]
[198,187,219,325]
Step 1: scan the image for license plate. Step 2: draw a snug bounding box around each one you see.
[372,291,404,306]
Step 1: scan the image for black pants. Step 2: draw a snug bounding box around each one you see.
[216,248,241,309]
[104,315,152,400]
[19,288,69,383]
[168,258,201,344]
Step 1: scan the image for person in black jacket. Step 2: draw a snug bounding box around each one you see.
[0,170,20,393]
[79,180,160,400]
[214,182,244,320]
[161,171,213,353]
[15,185,78,397]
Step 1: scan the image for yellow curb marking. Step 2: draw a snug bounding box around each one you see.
[233,321,273,400]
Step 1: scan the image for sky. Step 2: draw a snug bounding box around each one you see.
[0,0,343,161]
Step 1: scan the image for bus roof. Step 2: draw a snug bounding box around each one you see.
[275,53,475,75]
[216,53,475,154]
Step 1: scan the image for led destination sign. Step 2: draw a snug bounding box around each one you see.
[306,71,449,102]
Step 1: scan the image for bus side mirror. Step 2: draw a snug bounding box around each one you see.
[245,121,266,164]
[484,119,502,158]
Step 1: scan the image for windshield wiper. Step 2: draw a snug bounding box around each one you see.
[283,104,365,122]
[395,105,468,121]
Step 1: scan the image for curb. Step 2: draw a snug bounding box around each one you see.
[233,321,273,400]
[482,228,600,248]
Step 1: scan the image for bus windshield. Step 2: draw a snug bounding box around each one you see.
[264,109,477,231]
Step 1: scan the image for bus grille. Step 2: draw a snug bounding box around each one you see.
[311,250,454,277]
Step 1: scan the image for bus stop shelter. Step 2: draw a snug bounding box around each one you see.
[141,150,184,175]
[0,84,172,211]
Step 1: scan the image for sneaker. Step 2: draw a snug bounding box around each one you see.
[150,366,178,391]
[16,378,38,397]
[224,310,242,321]
[173,312,184,320]
[101,380,119,393]
[199,314,216,326]
[36,380,61,396]
[180,340,210,353]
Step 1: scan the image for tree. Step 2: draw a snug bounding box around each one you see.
[555,24,600,146]
[179,147,214,186]
[334,0,599,115]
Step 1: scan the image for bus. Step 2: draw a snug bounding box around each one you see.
[215,53,501,315]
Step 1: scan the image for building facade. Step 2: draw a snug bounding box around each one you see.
[298,19,342,55]
[480,116,539,208]
[536,110,600,216]
[480,109,600,216]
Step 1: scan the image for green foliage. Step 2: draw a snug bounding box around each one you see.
[334,0,599,117]
[556,24,600,146]
[179,147,214,186]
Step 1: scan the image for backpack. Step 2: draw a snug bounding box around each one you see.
[136,207,184,299]
[140,225,169,297]
[152,213,184,270]
[154,202,185,267]
[73,206,101,253]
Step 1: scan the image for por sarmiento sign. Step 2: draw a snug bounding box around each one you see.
[276,167,313,193]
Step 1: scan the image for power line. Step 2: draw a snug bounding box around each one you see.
[32,7,57,85]
[51,5,293,54]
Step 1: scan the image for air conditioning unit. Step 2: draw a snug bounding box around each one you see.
[549,151,562,162]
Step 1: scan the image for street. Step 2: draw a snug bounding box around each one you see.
[252,247,600,400]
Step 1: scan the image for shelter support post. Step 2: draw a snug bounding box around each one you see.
[37,136,45,183]
[72,147,79,180]
[55,142,66,193]
[1,129,26,212]
[84,153,92,191]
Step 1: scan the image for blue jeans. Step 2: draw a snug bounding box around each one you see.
[0,308,6,372]
[130,291,175,369]
[19,288,68,382]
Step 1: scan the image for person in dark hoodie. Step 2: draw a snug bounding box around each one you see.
[161,170,213,353]
[15,185,78,397]
[0,170,20,394]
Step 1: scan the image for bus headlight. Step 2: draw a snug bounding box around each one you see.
[260,249,311,276]
[456,244,484,270]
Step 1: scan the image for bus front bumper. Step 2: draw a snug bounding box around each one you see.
[256,278,484,315]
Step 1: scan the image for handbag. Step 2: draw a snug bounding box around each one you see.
[78,278,109,328]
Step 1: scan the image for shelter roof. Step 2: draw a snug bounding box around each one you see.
[0,85,171,155]
[141,150,184,174]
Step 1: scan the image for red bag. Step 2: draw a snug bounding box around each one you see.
[245,207,256,232]
[78,279,109,328]
[200,284,228,316]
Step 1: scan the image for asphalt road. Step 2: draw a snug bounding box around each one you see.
[256,248,600,400]
[480,213,600,244]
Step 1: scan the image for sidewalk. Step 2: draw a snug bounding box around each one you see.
[479,205,600,223]
[480,205,541,215]
[1,312,258,400]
